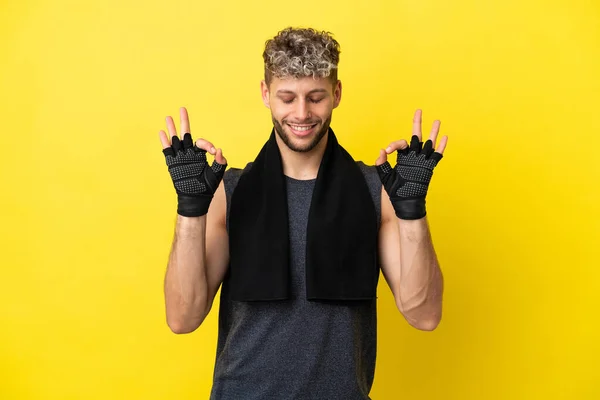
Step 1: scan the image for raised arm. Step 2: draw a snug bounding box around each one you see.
[375,109,448,331]
[159,107,230,334]
[377,194,444,331]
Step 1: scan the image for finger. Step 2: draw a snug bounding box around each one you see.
[429,120,441,146]
[435,135,448,154]
[214,148,228,165]
[409,135,422,152]
[171,135,182,152]
[159,130,170,149]
[385,140,408,154]
[375,161,394,182]
[182,132,193,149]
[194,138,217,155]
[210,160,227,181]
[422,139,434,157]
[180,107,190,135]
[375,149,387,166]
[166,116,178,138]
[412,109,422,140]
[430,151,443,164]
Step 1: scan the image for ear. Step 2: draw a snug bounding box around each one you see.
[260,80,271,109]
[333,80,342,109]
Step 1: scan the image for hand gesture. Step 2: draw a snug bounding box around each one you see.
[375,109,448,220]
[159,107,227,217]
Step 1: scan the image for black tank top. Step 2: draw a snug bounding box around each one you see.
[210,162,382,400]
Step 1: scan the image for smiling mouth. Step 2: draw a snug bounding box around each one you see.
[287,123,317,132]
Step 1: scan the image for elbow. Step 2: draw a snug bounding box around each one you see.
[164,298,209,334]
[396,299,442,331]
[166,310,206,334]
[412,316,441,331]
[167,319,199,334]
[401,309,442,331]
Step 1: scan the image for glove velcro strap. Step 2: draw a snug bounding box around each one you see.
[391,198,426,220]
[177,194,214,217]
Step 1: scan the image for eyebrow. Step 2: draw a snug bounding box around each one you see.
[275,89,328,95]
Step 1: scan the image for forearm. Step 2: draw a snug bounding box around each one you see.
[164,215,209,333]
[397,216,443,330]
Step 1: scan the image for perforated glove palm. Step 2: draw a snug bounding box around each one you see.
[163,133,226,217]
[376,135,443,220]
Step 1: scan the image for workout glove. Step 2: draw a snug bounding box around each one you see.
[376,135,443,220]
[162,133,227,217]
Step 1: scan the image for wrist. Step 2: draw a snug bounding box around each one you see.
[391,198,426,220]
[177,194,213,217]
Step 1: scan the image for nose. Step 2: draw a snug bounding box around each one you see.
[294,99,311,122]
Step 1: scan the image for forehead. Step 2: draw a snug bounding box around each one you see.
[270,76,332,94]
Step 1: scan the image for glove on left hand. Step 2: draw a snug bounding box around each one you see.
[376,135,443,220]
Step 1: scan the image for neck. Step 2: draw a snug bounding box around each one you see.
[275,131,329,180]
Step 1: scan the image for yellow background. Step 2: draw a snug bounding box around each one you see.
[1,0,599,398]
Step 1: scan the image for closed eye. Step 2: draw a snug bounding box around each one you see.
[280,97,324,104]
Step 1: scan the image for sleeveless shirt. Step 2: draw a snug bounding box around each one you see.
[209,162,382,400]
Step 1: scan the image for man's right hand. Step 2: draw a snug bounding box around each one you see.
[159,107,228,217]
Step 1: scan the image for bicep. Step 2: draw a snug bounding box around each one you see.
[378,186,402,301]
[204,180,230,316]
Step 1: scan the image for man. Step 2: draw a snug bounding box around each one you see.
[159,27,447,400]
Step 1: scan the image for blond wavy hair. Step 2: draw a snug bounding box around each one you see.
[263,27,340,86]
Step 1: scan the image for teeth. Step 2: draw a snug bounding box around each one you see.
[290,125,314,131]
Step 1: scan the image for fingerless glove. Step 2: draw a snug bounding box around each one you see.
[162,133,226,217]
[376,135,443,220]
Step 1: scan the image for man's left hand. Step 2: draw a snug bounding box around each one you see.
[375,109,448,220]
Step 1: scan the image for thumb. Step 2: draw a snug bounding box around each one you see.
[214,148,227,165]
[375,149,387,166]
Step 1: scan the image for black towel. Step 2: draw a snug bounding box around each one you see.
[228,127,379,301]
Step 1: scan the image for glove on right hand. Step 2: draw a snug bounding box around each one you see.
[162,132,227,217]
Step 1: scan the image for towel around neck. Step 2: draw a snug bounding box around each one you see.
[228,127,379,302]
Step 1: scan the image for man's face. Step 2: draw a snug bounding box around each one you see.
[261,76,342,153]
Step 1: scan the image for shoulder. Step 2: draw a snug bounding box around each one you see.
[223,162,253,191]
[222,163,252,232]
[354,161,384,228]
[223,163,249,180]
[355,161,382,189]
[355,160,377,174]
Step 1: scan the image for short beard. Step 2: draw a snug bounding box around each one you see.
[272,114,331,153]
